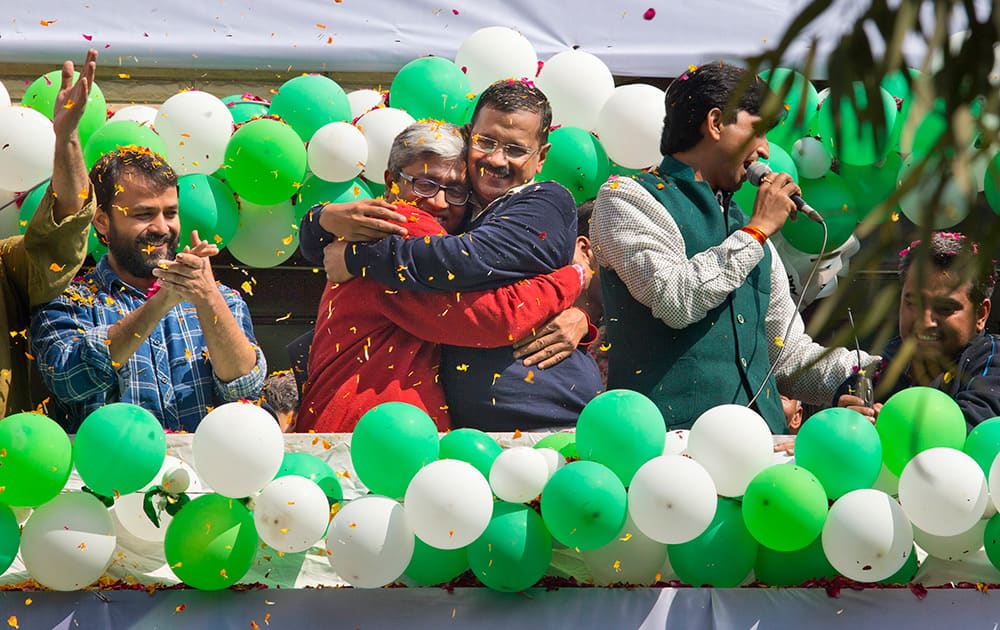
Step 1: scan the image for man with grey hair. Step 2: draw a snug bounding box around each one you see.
[296,120,590,432]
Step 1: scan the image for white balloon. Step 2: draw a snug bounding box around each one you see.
[594,83,665,170]
[489,447,550,504]
[821,489,913,582]
[193,402,285,498]
[984,449,1000,514]
[535,447,565,479]
[110,105,159,126]
[873,462,900,497]
[326,495,414,588]
[0,80,10,108]
[347,89,385,121]
[899,447,988,537]
[113,455,203,543]
[662,429,690,456]
[687,404,773,497]
[355,107,416,179]
[455,27,539,94]
[628,455,717,544]
[0,106,54,191]
[792,137,832,179]
[535,50,614,131]
[254,476,330,553]
[308,122,368,183]
[0,190,20,238]
[405,459,493,549]
[154,90,233,175]
[582,513,668,585]
[913,519,987,561]
[21,492,117,591]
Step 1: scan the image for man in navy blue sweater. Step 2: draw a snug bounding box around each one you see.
[836,232,1000,430]
[304,80,603,431]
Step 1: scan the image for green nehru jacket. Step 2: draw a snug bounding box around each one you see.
[601,156,785,432]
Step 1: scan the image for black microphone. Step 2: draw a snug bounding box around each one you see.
[746,162,824,224]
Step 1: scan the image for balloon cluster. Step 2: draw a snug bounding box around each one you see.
[6,386,1000,591]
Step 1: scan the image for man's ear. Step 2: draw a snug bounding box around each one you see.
[704,107,725,142]
[977,298,991,332]
[92,210,110,245]
[535,142,552,175]
[383,169,396,196]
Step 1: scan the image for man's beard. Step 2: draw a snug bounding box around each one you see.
[107,228,179,280]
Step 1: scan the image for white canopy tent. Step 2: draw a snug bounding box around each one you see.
[0,0,971,78]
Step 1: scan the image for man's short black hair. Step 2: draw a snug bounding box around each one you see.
[470,79,553,145]
[899,232,997,306]
[90,146,178,215]
[660,61,775,155]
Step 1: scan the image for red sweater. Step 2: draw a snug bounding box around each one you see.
[297,206,584,432]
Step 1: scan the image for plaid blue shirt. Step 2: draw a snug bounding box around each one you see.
[30,257,266,432]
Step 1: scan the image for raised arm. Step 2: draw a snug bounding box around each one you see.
[341,182,577,292]
[298,199,407,265]
[51,49,98,223]
[592,177,766,328]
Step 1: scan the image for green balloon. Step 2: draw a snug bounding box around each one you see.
[668,497,758,587]
[296,176,373,221]
[223,118,307,206]
[911,109,949,158]
[439,429,502,480]
[0,503,20,575]
[269,75,351,142]
[467,502,552,592]
[609,160,646,178]
[164,493,259,590]
[876,387,967,476]
[275,452,343,506]
[818,83,897,166]
[754,535,837,586]
[389,57,473,124]
[540,461,627,550]
[350,402,440,498]
[781,171,858,254]
[83,120,166,169]
[74,403,166,497]
[984,512,1000,573]
[742,464,828,552]
[533,432,578,459]
[984,153,1000,214]
[0,413,72,507]
[575,390,665,486]
[365,178,387,198]
[17,185,50,234]
[963,417,1000,477]
[732,143,799,215]
[538,127,611,205]
[404,537,469,586]
[839,152,903,222]
[760,68,820,150]
[177,174,240,248]
[222,94,270,125]
[22,69,107,145]
[880,544,919,585]
[794,407,882,500]
[881,68,921,152]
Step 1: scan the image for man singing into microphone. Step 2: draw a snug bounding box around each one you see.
[592,62,875,432]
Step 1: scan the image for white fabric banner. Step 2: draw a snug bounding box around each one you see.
[0,0,959,77]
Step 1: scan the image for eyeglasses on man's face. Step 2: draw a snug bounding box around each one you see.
[470,134,538,160]
[396,171,471,205]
